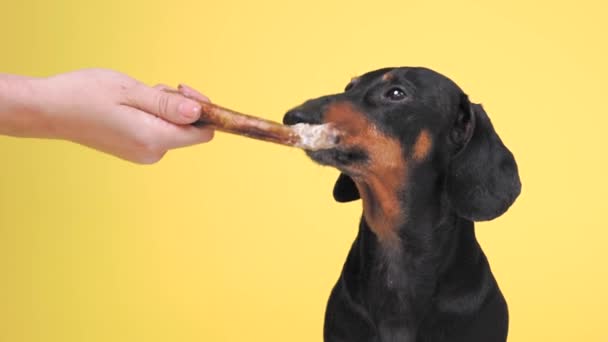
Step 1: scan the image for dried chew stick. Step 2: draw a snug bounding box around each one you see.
[177,92,340,151]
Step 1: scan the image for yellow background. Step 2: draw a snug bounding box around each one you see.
[1,1,607,341]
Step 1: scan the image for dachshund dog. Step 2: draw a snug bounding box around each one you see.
[283,67,521,342]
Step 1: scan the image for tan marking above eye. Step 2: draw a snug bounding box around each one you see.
[412,130,433,161]
[382,72,394,81]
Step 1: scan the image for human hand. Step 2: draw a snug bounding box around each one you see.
[33,69,213,164]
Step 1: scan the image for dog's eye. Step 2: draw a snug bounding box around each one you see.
[384,88,407,101]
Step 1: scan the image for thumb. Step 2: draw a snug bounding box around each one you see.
[124,83,202,124]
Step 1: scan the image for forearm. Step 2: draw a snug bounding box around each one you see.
[0,74,55,138]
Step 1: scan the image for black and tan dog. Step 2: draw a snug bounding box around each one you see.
[283,67,520,342]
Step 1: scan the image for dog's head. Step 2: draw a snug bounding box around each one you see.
[283,67,520,228]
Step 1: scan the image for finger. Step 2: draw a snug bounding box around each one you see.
[124,83,202,125]
[178,83,210,103]
[157,123,215,150]
[117,106,214,161]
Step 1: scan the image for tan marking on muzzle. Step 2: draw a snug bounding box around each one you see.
[324,102,407,244]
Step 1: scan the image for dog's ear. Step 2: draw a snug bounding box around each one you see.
[447,96,521,221]
[333,173,360,202]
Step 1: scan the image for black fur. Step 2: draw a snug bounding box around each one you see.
[283,67,520,342]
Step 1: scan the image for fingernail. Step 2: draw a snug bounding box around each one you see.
[178,102,201,120]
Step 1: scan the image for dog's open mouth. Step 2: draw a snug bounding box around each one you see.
[290,123,342,151]
[287,117,370,171]
[306,146,369,170]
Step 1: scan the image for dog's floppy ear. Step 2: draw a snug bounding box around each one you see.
[333,173,360,202]
[447,96,521,221]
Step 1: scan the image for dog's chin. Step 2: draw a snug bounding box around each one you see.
[306,148,368,172]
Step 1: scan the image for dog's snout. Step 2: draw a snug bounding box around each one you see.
[283,110,316,125]
[284,96,335,125]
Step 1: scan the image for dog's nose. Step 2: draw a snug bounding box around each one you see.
[283,110,314,125]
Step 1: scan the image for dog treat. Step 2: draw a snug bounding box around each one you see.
[191,100,341,151]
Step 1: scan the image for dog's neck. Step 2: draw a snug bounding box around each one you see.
[351,166,462,287]
[346,213,477,336]
[353,175,404,248]
[345,168,481,324]
[352,164,448,248]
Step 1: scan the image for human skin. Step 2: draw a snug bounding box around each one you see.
[0,68,214,164]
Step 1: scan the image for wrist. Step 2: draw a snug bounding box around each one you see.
[26,76,69,139]
[0,75,60,138]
